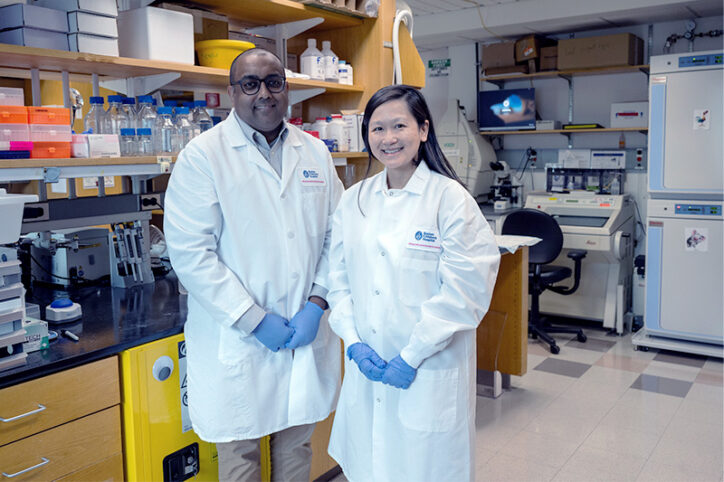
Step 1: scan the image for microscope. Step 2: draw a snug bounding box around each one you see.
[489,161,522,211]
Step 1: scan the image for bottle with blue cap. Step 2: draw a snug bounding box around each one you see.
[120,128,137,156]
[121,97,137,128]
[157,107,177,154]
[102,95,130,135]
[193,100,213,133]
[83,96,105,134]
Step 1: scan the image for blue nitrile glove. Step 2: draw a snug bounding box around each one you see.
[285,301,324,349]
[252,313,294,352]
[381,355,417,389]
[347,342,387,381]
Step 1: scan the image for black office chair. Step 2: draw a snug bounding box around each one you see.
[502,208,588,354]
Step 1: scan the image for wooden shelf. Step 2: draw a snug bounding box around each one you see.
[481,64,649,83]
[0,44,365,93]
[190,0,365,30]
[331,151,368,159]
[0,156,174,169]
[480,127,648,136]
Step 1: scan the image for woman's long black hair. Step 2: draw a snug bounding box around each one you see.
[357,84,463,213]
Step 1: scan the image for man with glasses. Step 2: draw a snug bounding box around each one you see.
[165,48,344,481]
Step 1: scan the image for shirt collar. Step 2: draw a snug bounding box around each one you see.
[374,160,431,196]
[234,110,288,149]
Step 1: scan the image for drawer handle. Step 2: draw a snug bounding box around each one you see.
[2,457,50,478]
[0,404,46,423]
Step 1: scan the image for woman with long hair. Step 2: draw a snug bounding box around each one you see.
[326,85,501,481]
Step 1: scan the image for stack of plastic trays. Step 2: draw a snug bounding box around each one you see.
[0,105,30,159]
[0,265,27,371]
[28,106,72,158]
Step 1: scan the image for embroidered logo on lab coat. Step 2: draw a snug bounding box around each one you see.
[407,229,441,252]
[297,167,326,186]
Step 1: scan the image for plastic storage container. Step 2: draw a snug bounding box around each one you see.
[27,107,71,125]
[29,124,72,142]
[0,260,21,289]
[117,7,195,65]
[0,189,38,244]
[31,141,71,158]
[0,106,28,124]
[312,117,328,140]
[195,39,255,69]
[0,124,30,142]
[0,87,24,106]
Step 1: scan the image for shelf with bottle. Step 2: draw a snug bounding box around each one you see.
[480,127,648,136]
[0,44,364,93]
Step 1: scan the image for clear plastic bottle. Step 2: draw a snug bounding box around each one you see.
[137,128,153,155]
[102,95,130,135]
[301,39,324,80]
[121,97,137,128]
[193,100,214,133]
[321,40,339,82]
[328,114,348,151]
[83,96,105,134]
[312,116,328,140]
[174,107,196,150]
[119,128,137,156]
[610,176,621,195]
[156,107,177,154]
[136,95,157,150]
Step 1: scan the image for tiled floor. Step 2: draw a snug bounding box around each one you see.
[328,327,724,482]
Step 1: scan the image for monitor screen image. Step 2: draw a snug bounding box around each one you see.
[478,88,536,131]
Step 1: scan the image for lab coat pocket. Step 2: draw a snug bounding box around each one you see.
[301,188,326,236]
[398,367,458,432]
[218,326,248,368]
[399,256,440,306]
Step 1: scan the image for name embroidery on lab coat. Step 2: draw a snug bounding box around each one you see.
[407,229,442,252]
[297,167,327,186]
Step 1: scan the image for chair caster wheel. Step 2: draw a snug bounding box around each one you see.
[577,333,587,343]
[550,345,560,354]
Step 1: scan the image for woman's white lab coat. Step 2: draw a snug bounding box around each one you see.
[327,161,500,482]
[164,112,344,442]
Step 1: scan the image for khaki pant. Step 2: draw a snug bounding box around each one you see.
[217,423,316,482]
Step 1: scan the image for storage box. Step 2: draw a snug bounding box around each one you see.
[87,134,120,157]
[23,317,49,353]
[0,260,21,289]
[342,112,363,152]
[558,149,591,168]
[0,87,24,106]
[591,150,626,169]
[515,35,554,63]
[557,33,644,70]
[536,120,561,130]
[117,7,194,65]
[0,27,70,50]
[0,141,33,151]
[29,124,72,142]
[0,124,30,142]
[67,11,118,37]
[0,106,28,124]
[27,106,70,125]
[481,41,516,70]
[610,101,648,128]
[29,0,118,17]
[540,46,557,71]
[0,3,68,32]
[31,141,71,158]
[69,33,119,56]
[0,309,22,337]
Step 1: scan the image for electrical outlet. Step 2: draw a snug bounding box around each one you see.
[139,194,162,211]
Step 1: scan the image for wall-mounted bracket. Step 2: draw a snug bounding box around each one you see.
[100,72,181,97]
[289,87,325,106]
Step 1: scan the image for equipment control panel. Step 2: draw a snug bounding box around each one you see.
[674,203,722,216]
[679,53,723,68]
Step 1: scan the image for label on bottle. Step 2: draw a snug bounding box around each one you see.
[302,55,324,80]
[325,56,339,80]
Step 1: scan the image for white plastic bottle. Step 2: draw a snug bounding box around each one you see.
[345,62,353,85]
[83,96,105,134]
[301,39,324,80]
[338,60,349,85]
[312,116,328,140]
[321,40,338,82]
[328,114,348,151]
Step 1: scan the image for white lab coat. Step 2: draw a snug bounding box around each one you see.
[164,112,344,442]
[327,161,500,482]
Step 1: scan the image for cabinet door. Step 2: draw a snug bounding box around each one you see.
[0,406,122,481]
[0,357,120,446]
[55,453,124,482]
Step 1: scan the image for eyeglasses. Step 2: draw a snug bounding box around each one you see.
[231,74,287,95]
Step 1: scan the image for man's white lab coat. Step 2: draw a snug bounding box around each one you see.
[164,112,344,442]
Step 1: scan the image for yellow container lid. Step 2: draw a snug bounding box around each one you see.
[195,39,256,70]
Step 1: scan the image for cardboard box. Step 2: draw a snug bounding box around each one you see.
[69,33,119,56]
[481,41,516,70]
[610,101,648,128]
[23,317,49,353]
[515,35,544,62]
[29,0,117,18]
[540,46,557,71]
[591,150,626,169]
[67,11,118,37]
[0,27,69,50]
[557,33,644,70]
[117,7,194,64]
[0,3,68,32]
[483,64,528,76]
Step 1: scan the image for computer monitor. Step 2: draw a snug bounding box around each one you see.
[478,88,536,131]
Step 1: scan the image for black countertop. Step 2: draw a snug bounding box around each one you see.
[0,274,187,389]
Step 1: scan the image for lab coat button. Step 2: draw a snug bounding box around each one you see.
[287,231,295,239]
[372,328,377,334]
[281,193,286,199]
[374,289,380,295]
[380,251,386,257]
[291,272,299,280]
[376,397,381,403]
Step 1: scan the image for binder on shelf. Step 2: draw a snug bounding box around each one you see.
[562,123,603,130]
